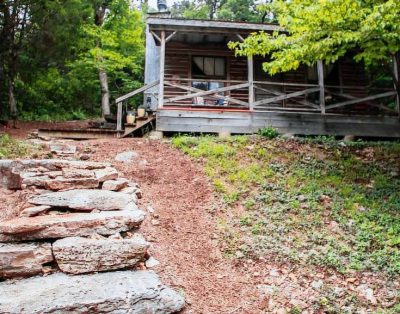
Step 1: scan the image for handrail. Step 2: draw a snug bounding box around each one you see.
[116,80,159,103]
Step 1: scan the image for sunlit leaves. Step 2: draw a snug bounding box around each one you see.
[229,0,400,74]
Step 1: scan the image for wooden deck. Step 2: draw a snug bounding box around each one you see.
[156,108,400,137]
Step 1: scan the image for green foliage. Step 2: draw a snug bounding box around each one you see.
[0,0,145,121]
[229,0,400,74]
[173,135,400,278]
[0,134,30,159]
[258,126,279,139]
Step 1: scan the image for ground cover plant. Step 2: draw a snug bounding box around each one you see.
[0,134,34,159]
[172,134,400,312]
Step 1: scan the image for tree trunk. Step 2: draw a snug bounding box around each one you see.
[99,69,110,116]
[94,4,110,117]
[9,80,17,127]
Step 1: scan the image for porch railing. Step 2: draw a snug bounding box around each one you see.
[115,78,398,131]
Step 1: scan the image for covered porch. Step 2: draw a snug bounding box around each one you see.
[115,17,400,137]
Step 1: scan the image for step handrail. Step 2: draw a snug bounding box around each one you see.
[116,80,160,131]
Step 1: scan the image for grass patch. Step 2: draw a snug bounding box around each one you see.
[0,134,33,159]
[172,135,400,277]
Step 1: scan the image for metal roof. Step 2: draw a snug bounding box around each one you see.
[147,17,281,33]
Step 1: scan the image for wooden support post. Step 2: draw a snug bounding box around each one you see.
[158,31,166,109]
[317,60,325,114]
[393,54,400,116]
[116,102,122,131]
[248,55,254,110]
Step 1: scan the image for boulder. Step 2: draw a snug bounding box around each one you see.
[102,178,129,191]
[115,151,138,163]
[20,205,51,217]
[0,270,185,314]
[0,210,145,242]
[29,189,137,211]
[53,234,149,274]
[0,243,53,279]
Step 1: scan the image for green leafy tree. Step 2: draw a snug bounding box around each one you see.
[229,0,400,80]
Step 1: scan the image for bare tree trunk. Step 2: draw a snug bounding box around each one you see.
[94,4,111,117]
[99,69,110,116]
[8,81,17,127]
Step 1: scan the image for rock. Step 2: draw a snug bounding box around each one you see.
[290,299,308,309]
[79,154,90,161]
[115,151,138,163]
[356,284,377,304]
[53,234,149,274]
[29,189,137,211]
[102,178,129,191]
[0,210,145,242]
[94,167,119,182]
[19,205,51,217]
[62,168,94,179]
[0,243,53,279]
[0,270,185,313]
[49,143,77,155]
[145,256,160,268]
[311,280,324,290]
[269,268,280,277]
[44,177,99,191]
[0,160,111,189]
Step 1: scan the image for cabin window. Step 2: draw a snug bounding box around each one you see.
[192,56,226,93]
[192,56,226,78]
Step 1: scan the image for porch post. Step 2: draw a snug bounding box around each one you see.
[116,102,122,131]
[248,55,254,110]
[317,60,325,114]
[158,31,166,109]
[393,54,400,116]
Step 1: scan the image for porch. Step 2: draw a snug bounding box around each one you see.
[115,17,400,137]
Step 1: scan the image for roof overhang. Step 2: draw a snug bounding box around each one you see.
[147,17,281,34]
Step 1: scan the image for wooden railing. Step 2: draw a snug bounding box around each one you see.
[115,78,398,130]
[115,80,159,131]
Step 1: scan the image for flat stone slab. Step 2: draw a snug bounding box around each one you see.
[0,243,53,279]
[0,160,111,189]
[102,178,129,191]
[20,205,51,217]
[29,189,137,211]
[0,210,145,242]
[53,234,149,274]
[0,270,185,313]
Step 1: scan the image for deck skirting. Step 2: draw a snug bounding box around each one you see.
[156,109,400,137]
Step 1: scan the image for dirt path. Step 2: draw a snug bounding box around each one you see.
[86,139,262,313]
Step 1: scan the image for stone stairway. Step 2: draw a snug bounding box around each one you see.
[0,159,185,313]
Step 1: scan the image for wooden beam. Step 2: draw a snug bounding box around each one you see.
[166,82,249,103]
[116,80,160,103]
[150,31,161,43]
[253,87,320,107]
[393,54,400,115]
[166,31,177,43]
[116,102,123,131]
[254,85,320,109]
[248,55,254,110]
[236,34,244,42]
[158,31,166,109]
[317,60,325,114]
[327,90,397,113]
[164,81,248,106]
[325,91,397,110]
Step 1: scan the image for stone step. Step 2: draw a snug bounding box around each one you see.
[0,242,53,279]
[0,270,185,313]
[29,189,138,212]
[0,210,145,242]
[53,234,149,274]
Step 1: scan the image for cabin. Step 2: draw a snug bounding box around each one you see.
[115,11,400,138]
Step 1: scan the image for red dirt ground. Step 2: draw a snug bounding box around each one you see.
[2,122,397,313]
